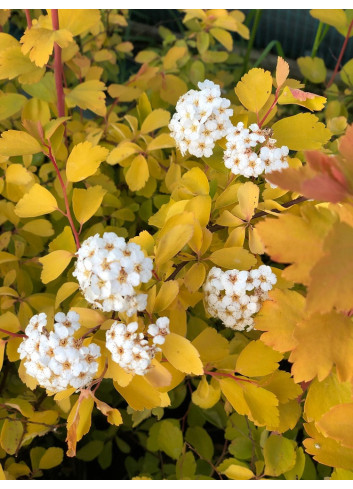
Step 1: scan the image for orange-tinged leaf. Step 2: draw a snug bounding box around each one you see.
[162,333,203,375]
[235,68,272,113]
[289,312,353,383]
[255,288,305,352]
[317,403,353,449]
[306,222,353,314]
[94,397,123,426]
[278,86,326,111]
[66,141,109,182]
[39,250,73,284]
[276,56,289,88]
[236,340,282,377]
[15,183,58,218]
[66,394,94,457]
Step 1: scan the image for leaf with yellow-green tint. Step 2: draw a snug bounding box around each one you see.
[310,9,352,37]
[0,93,26,121]
[154,280,179,313]
[66,141,109,182]
[53,9,101,36]
[192,327,229,364]
[15,184,58,218]
[39,250,73,284]
[264,434,296,476]
[39,447,64,469]
[66,394,94,457]
[155,222,194,267]
[304,422,353,470]
[125,154,149,191]
[267,399,301,433]
[306,222,353,315]
[276,56,289,89]
[0,420,23,455]
[272,113,331,150]
[55,282,79,309]
[94,397,123,426]
[147,133,175,151]
[0,252,19,266]
[256,204,335,284]
[0,463,5,480]
[297,56,327,84]
[235,68,272,113]
[184,262,206,293]
[331,468,353,480]
[162,333,203,375]
[107,141,141,165]
[236,182,259,221]
[0,340,6,370]
[316,403,353,449]
[163,46,187,70]
[66,80,106,117]
[208,247,256,270]
[223,464,254,480]
[236,340,282,377]
[255,288,305,352]
[210,28,233,51]
[114,375,168,411]
[259,371,301,403]
[289,312,353,383]
[192,376,221,409]
[73,185,106,225]
[0,130,42,156]
[304,372,352,423]
[141,109,171,134]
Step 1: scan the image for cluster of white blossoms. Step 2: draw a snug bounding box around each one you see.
[73,233,153,316]
[224,122,289,178]
[168,80,233,158]
[203,265,277,331]
[106,317,170,376]
[18,312,101,393]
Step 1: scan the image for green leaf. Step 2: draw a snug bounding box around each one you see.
[76,440,104,461]
[185,426,214,460]
[264,434,296,476]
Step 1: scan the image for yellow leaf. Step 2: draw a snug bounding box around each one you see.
[155,223,194,267]
[162,333,203,375]
[94,397,123,426]
[55,9,101,37]
[278,86,327,111]
[276,56,289,88]
[66,80,106,117]
[15,184,58,218]
[236,340,283,377]
[141,109,171,134]
[39,447,64,469]
[259,370,302,404]
[0,340,5,370]
[208,247,256,270]
[237,182,259,221]
[144,359,173,389]
[316,403,353,449]
[0,251,18,266]
[248,227,265,255]
[310,9,349,35]
[0,45,45,83]
[297,56,327,84]
[235,68,272,113]
[106,356,133,387]
[22,219,54,237]
[160,74,188,105]
[192,327,229,364]
[39,250,73,284]
[55,282,79,309]
[0,130,42,156]
[304,372,352,423]
[192,376,221,409]
[107,141,141,165]
[255,289,305,353]
[71,307,106,327]
[108,84,141,101]
[289,312,353,383]
[0,463,5,480]
[154,280,179,313]
[163,46,187,70]
[0,420,23,455]
[114,375,168,411]
[184,262,206,292]
[147,133,175,152]
[66,394,94,457]
[49,226,76,253]
[73,185,106,225]
[223,465,254,480]
[21,27,73,67]
[66,141,109,182]
[125,154,149,191]
[210,27,233,51]
[272,113,331,151]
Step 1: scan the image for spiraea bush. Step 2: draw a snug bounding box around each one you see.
[0,8,353,480]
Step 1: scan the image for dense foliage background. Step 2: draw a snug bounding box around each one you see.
[0,8,353,480]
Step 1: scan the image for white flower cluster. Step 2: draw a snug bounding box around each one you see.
[73,232,153,316]
[169,80,233,158]
[106,317,170,376]
[18,312,101,392]
[203,265,277,331]
[224,122,289,178]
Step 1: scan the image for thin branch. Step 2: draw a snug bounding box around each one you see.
[0,328,26,338]
[185,442,223,480]
[80,325,101,340]
[51,10,65,118]
[166,261,189,281]
[204,370,258,385]
[24,9,32,28]
[327,19,353,89]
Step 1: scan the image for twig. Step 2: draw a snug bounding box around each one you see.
[326,19,353,89]
[0,328,26,338]
[24,9,32,28]
[51,10,65,118]
[80,325,101,340]
[166,261,189,281]
[185,442,223,480]
[204,370,258,385]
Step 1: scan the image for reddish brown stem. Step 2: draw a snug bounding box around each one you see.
[0,328,26,338]
[152,270,160,281]
[204,370,257,385]
[45,143,80,250]
[80,325,101,340]
[24,9,32,28]
[51,10,65,118]
[259,88,280,128]
[326,19,353,89]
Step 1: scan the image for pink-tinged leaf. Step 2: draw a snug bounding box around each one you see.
[276,56,289,89]
[289,88,316,101]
